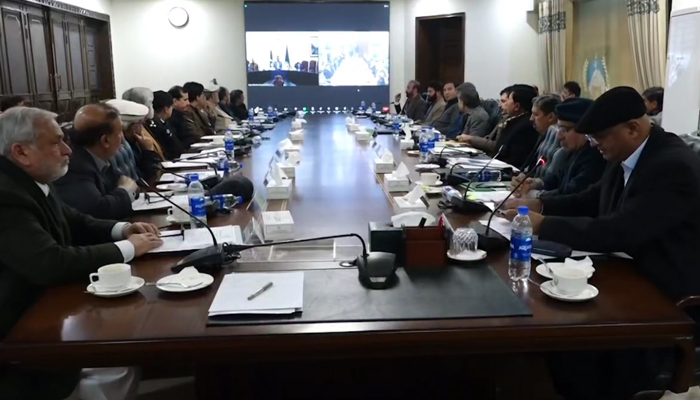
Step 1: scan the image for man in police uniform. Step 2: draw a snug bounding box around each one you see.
[145,90,185,160]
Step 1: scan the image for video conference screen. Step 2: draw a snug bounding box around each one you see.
[244,2,390,109]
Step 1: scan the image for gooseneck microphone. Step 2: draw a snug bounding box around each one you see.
[462,145,505,197]
[441,146,505,215]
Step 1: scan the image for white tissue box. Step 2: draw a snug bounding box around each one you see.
[277,162,296,178]
[347,123,360,132]
[385,174,410,192]
[374,158,394,174]
[400,139,414,150]
[266,179,292,200]
[261,211,295,241]
[356,131,372,142]
[283,147,301,158]
[289,130,304,141]
[393,197,427,213]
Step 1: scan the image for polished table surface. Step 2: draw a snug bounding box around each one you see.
[0,115,694,389]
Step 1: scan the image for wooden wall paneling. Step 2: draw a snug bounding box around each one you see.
[83,21,100,103]
[0,1,31,97]
[25,5,55,111]
[66,15,87,111]
[49,10,70,115]
[94,20,114,100]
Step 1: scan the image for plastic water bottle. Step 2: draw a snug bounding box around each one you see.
[509,206,533,281]
[360,100,366,111]
[224,130,235,161]
[442,186,461,204]
[419,129,432,163]
[210,194,243,211]
[371,102,376,112]
[248,108,254,122]
[428,127,438,152]
[217,156,230,178]
[267,106,273,118]
[187,174,207,229]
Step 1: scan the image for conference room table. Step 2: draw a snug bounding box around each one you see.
[0,114,695,398]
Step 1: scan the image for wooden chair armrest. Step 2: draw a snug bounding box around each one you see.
[676,296,700,311]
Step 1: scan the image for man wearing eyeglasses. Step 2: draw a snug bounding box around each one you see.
[504,86,700,399]
[510,97,605,198]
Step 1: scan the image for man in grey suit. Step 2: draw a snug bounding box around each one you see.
[431,81,460,134]
[455,83,490,139]
[393,80,427,122]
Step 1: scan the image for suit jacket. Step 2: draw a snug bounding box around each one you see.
[0,156,122,398]
[146,117,185,160]
[431,99,459,134]
[487,113,539,169]
[395,95,428,122]
[54,146,133,220]
[539,143,606,198]
[460,106,491,138]
[539,126,700,301]
[231,103,249,121]
[169,109,199,148]
[423,99,446,125]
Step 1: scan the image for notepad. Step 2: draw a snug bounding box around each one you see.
[158,170,222,183]
[208,272,304,316]
[161,158,219,169]
[150,226,243,253]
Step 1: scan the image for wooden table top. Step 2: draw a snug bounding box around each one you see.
[1,114,693,370]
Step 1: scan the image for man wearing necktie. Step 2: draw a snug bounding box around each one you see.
[504,86,700,398]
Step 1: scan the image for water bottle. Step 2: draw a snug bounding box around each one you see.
[211,194,243,211]
[360,100,366,111]
[248,108,254,122]
[419,129,432,163]
[509,206,533,281]
[224,130,235,161]
[217,156,230,178]
[442,186,461,204]
[428,126,438,153]
[466,169,502,182]
[252,136,262,146]
[187,174,207,229]
[371,102,377,112]
[267,106,273,118]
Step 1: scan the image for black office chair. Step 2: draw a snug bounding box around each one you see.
[680,131,700,157]
[480,98,502,134]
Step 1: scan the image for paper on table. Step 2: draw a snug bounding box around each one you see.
[451,157,513,169]
[198,147,225,155]
[180,150,222,159]
[161,158,218,169]
[538,251,633,261]
[403,185,425,204]
[208,272,304,316]
[150,226,243,253]
[132,194,188,211]
[380,151,394,163]
[158,170,221,183]
[467,191,510,204]
[431,147,480,155]
[478,216,512,240]
[393,162,410,178]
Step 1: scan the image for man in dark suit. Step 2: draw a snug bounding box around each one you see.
[512,98,606,198]
[168,85,199,148]
[0,106,162,399]
[504,87,700,399]
[146,90,186,160]
[55,103,138,220]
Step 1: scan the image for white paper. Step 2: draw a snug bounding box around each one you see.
[393,162,410,178]
[278,138,293,149]
[198,147,226,155]
[158,170,221,183]
[161,158,218,169]
[180,150,222,159]
[208,272,304,316]
[380,151,394,163]
[467,191,510,204]
[478,217,512,240]
[403,185,425,204]
[150,226,243,253]
[132,194,188,211]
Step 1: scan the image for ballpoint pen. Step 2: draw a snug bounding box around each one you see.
[247,281,273,301]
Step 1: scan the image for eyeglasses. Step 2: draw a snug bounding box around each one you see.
[145,192,173,204]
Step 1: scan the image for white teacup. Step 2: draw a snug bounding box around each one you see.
[552,267,588,295]
[90,263,131,289]
[421,172,440,185]
[167,200,190,222]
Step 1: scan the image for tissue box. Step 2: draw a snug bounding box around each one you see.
[289,130,304,141]
[266,179,292,200]
[347,123,360,132]
[261,211,295,241]
[374,158,394,174]
[385,174,410,192]
[393,197,427,213]
[283,147,301,158]
[400,139,414,150]
[356,131,372,142]
[277,162,296,178]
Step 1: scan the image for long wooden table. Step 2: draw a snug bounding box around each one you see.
[0,115,695,395]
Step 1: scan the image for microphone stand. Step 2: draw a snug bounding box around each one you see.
[436,146,480,168]
[443,146,505,215]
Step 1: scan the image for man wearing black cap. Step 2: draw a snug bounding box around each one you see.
[505,86,700,399]
[512,98,606,198]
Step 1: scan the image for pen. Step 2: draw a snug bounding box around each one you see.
[247,281,273,301]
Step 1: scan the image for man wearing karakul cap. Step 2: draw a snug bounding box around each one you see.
[505,87,700,399]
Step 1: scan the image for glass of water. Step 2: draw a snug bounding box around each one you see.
[451,227,479,255]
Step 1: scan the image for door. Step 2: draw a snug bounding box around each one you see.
[415,13,465,88]
[0,1,31,98]
[25,5,55,111]
[66,15,88,111]
[84,22,101,104]
[50,11,70,114]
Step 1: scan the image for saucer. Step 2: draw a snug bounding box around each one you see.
[166,215,190,225]
[156,183,187,192]
[540,281,599,302]
[424,186,444,195]
[156,273,214,293]
[87,277,144,298]
[420,180,443,187]
[447,249,487,262]
[535,263,594,279]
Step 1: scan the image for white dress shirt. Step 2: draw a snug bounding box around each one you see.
[621,137,649,186]
[35,182,136,262]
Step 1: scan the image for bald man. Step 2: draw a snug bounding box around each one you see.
[54,103,138,220]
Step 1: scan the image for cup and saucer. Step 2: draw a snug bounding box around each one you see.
[86,263,144,298]
[540,267,599,302]
[447,249,487,262]
[419,172,443,187]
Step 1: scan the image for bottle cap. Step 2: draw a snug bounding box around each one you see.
[518,206,529,215]
[189,173,199,181]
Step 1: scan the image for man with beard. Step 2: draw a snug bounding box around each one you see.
[431,81,460,134]
[393,80,427,122]
[0,106,162,399]
[421,81,446,126]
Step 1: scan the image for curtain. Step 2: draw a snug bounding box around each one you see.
[538,0,567,94]
[627,0,667,89]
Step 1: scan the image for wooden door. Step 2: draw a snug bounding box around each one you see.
[415,13,465,88]
[50,11,70,115]
[83,22,101,104]
[66,16,88,111]
[0,1,31,98]
[25,5,55,111]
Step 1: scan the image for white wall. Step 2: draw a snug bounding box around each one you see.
[392,0,539,99]
[672,0,700,11]
[110,0,246,98]
[59,0,111,14]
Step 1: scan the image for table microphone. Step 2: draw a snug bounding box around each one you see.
[474,157,547,251]
[443,146,504,215]
[435,146,480,168]
[136,179,238,273]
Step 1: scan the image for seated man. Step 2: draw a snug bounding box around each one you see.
[230,90,249,121]
[0,107,162,399]
[218,86,236,119]
[168,85,198,148]
[454,83,490,140]
[431,81,460,134]
[204,84,233,131]
[519,94,564,178]
[121,87,165,159]
[145,90,186,160]
[393,80,427,122]
[0,95,25,113]
[642,86,664,126]
[561,81,581,100]
[183,81,216,137]
[421,81,446,126]
[55,104,139,220]
[503,87,700,399]
[512,97,605,198]
[464,84,539,169]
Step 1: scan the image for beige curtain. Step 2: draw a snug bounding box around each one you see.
[538,0,567,94]
[627,0,667,89]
